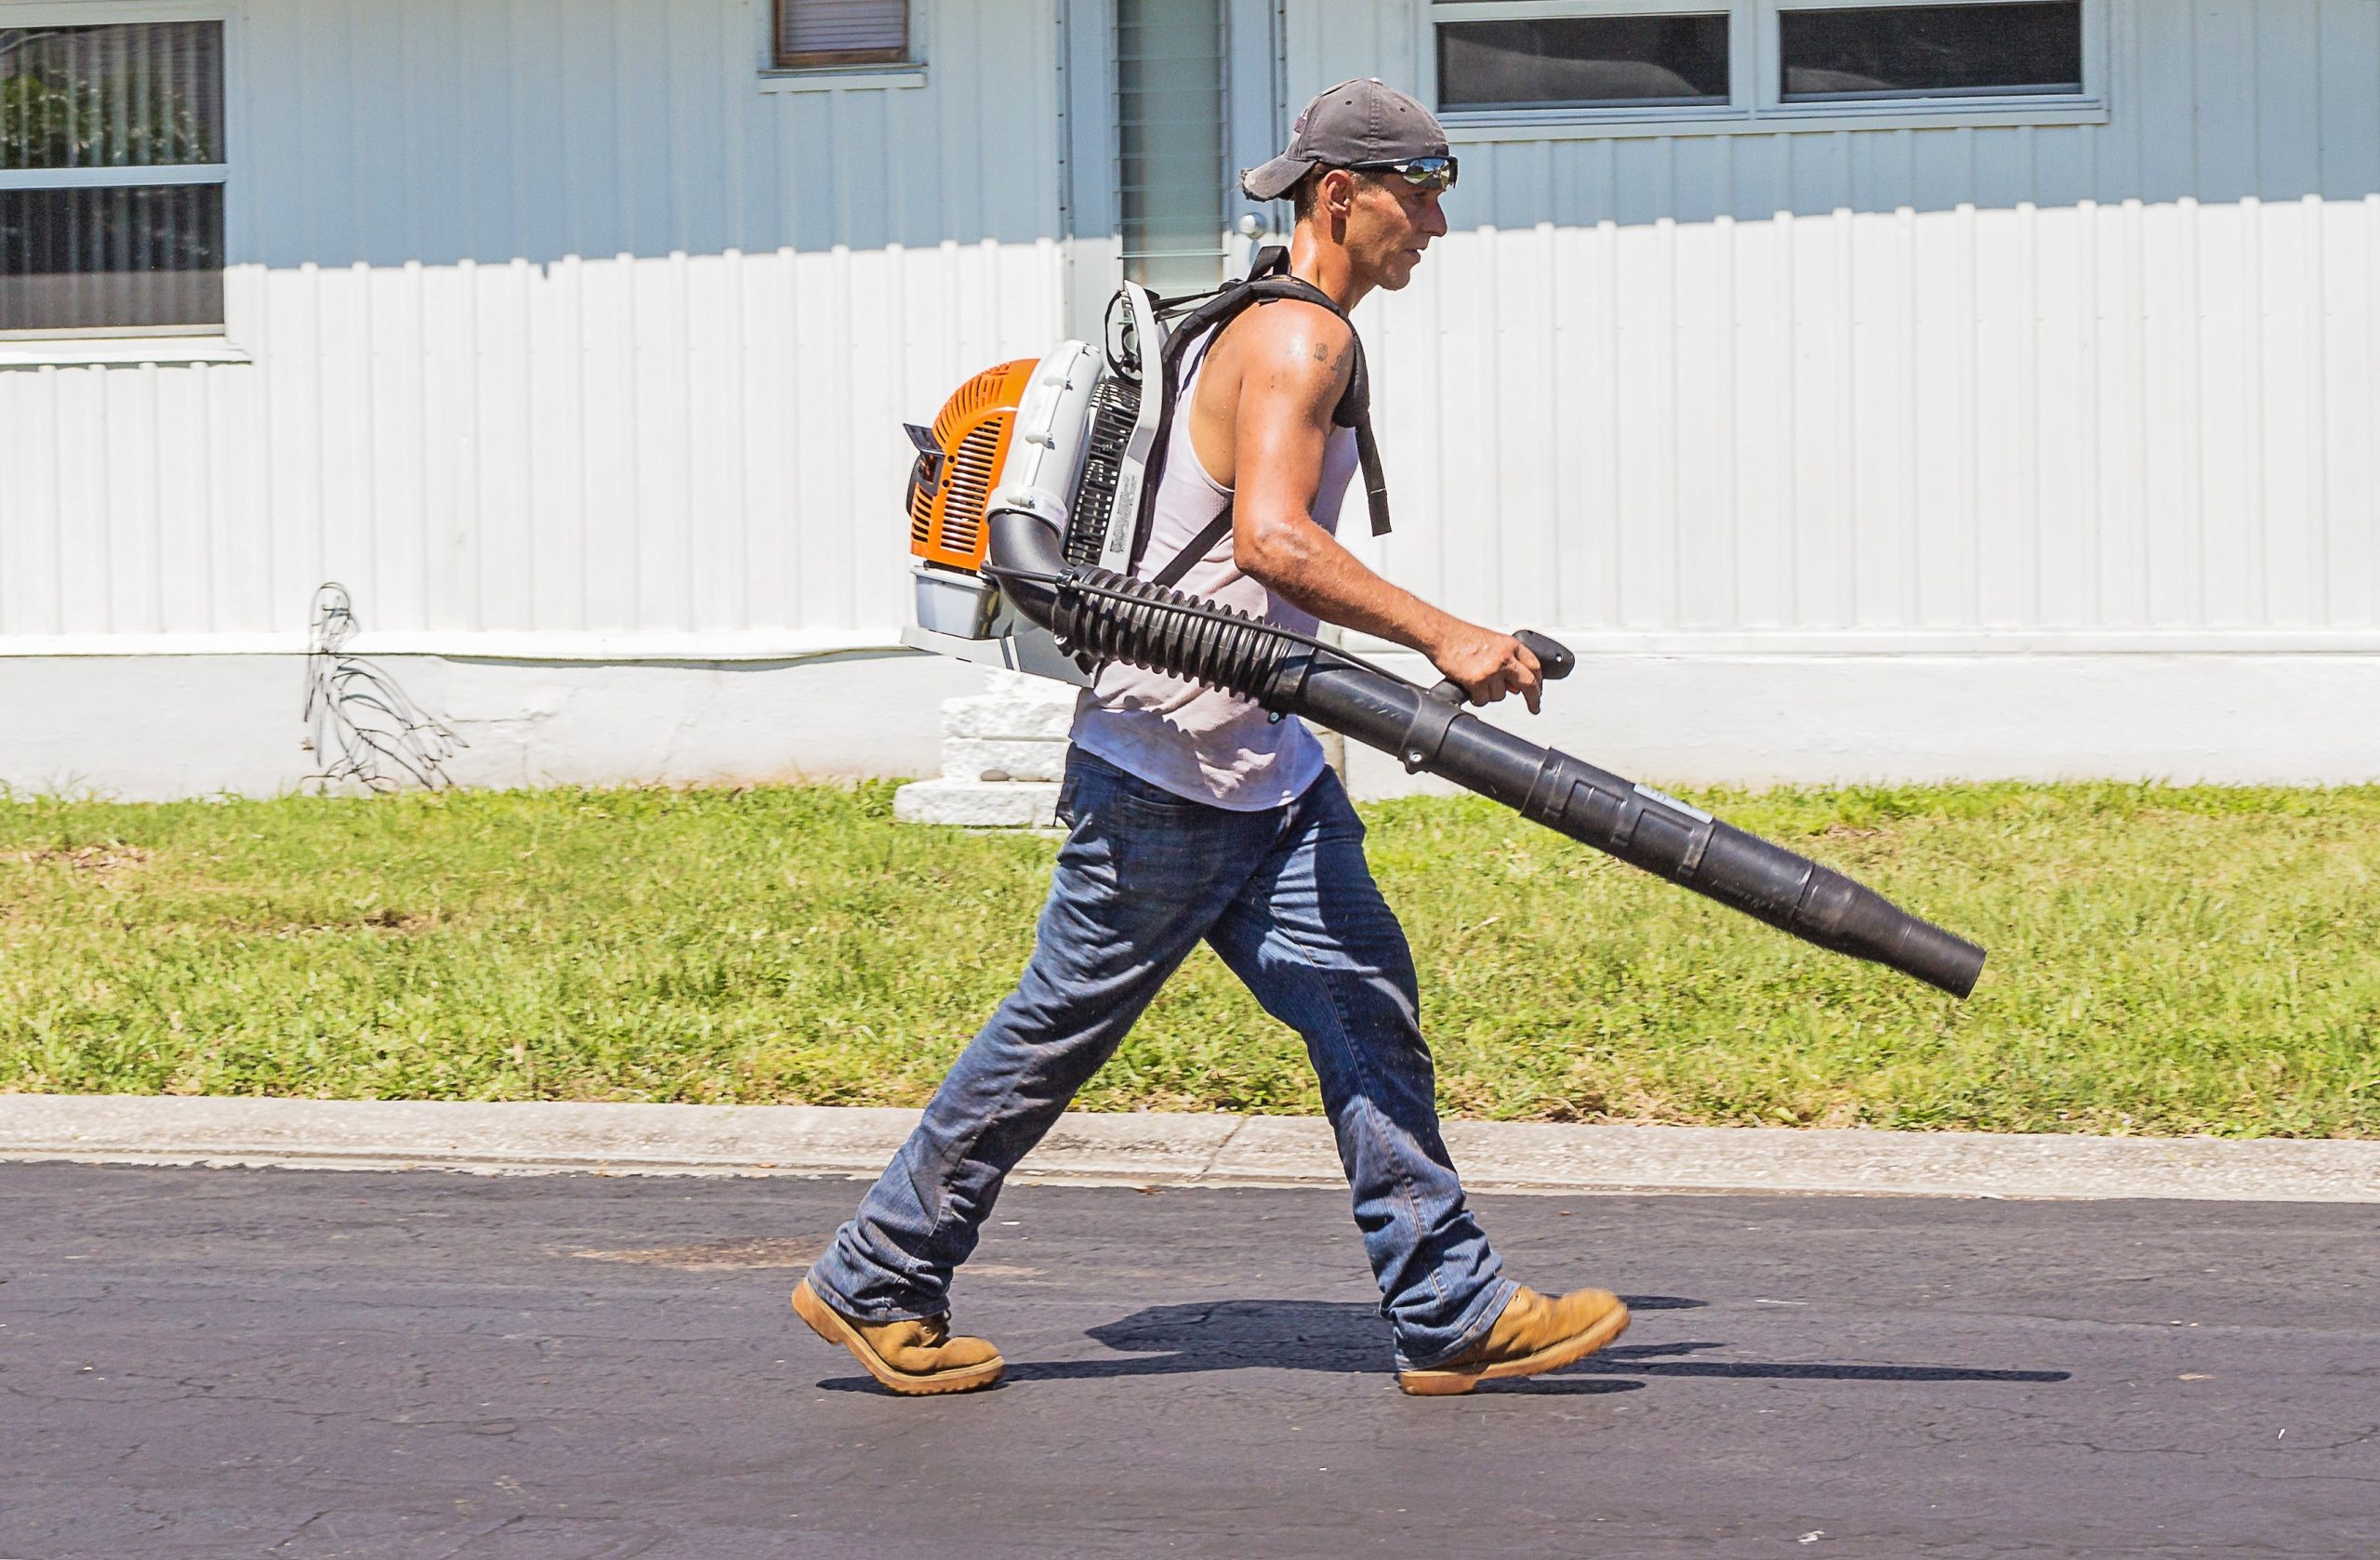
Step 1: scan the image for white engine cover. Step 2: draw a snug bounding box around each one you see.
[987,340,1100,529]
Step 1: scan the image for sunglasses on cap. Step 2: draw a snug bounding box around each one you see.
[1348,154,1459,192]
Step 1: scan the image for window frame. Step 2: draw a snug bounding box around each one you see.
[1423,0,2108,141]
[766,0,919,81]
[0,0,243,349]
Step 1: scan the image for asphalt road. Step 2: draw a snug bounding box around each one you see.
[2,1165,2374,1560]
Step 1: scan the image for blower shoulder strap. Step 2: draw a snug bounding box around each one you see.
[1148,510,1236,593]
[1130,248,1393,585]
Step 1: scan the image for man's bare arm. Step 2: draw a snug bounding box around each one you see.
[1225,306,1542,711]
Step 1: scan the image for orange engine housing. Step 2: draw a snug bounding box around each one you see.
[907,358,1036,573]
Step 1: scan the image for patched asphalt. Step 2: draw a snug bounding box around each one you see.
[2,1163,2374,1559]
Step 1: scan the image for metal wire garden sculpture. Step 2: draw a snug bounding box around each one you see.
[300,583,464,792]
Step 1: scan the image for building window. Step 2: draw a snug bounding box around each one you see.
[1428,2,2096,126]
[1439,14,1732,112]
[0,20,226,337]
[774,0,908,69]
[1779,2,2082,102]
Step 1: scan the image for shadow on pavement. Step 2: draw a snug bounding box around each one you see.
[814,1297,2069,1393]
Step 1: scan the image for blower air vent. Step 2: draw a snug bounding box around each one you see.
[1064,374,1143,566]
[939,421,1002,560]
[907,481,935,550]
[908,358,1035,573]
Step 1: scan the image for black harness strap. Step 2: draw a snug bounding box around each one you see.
[1150,508,1236,593]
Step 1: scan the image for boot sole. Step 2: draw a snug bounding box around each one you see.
[792,1279,1006,1397]
[1395,1300,1632,1396]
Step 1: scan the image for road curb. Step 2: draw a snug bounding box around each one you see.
[4,1093,2376,1202]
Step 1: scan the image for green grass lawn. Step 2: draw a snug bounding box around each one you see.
[3,780,2374,1136]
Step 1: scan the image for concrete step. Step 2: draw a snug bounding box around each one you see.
[893,777,1062,827]
[942,696,1077,743]
[941,670,1078,742]
[939,736,1067,783]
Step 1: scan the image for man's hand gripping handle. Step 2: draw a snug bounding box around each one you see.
[1425,629,1575,708]
[1401,630,1574,774]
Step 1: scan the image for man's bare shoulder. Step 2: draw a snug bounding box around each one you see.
[1217,297,1355,410]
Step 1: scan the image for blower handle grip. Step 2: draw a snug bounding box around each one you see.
[1516,629,1576,682]
[1426,629,1576,707]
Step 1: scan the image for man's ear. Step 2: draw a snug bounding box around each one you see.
[1317,167,1360,222]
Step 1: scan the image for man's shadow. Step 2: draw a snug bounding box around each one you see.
[817,1295,2069,1395]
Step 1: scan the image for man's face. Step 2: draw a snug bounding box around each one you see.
[1342,173,1449,291]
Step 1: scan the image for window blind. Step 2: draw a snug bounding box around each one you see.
[776,0,907,66]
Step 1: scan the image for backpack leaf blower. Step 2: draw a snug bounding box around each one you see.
[899,252,1988,999]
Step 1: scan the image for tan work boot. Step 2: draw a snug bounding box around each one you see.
[792,1277,1005,1396]
[1395,1285,1630,1396]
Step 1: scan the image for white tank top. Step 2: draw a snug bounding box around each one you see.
[1070,325,1362,810]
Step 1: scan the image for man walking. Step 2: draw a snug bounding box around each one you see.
[795,80,1628,1396]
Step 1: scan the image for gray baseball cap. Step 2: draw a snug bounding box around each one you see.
[1240,78,1450,202]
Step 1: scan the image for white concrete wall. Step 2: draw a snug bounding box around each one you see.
[0,652,983,800]
[7,652,2373,802]
[1342,651,2380,794]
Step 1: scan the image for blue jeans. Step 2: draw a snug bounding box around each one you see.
[807,747,1514,1370]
